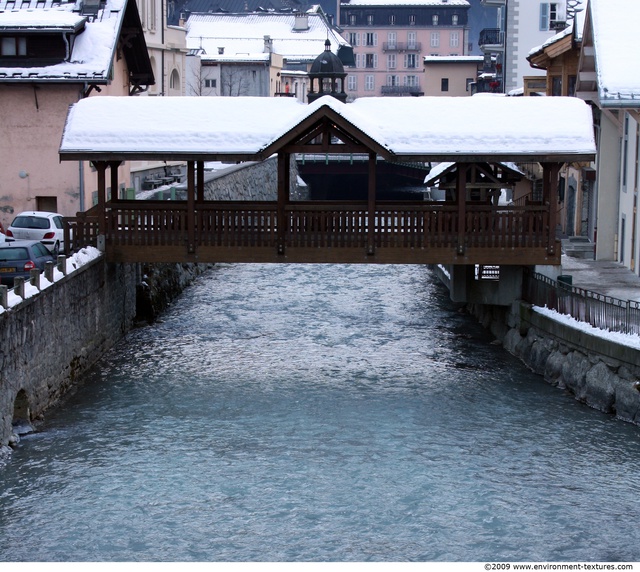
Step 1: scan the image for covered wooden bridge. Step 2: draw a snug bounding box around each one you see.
[59,95,596,265]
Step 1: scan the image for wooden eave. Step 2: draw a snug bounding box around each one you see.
[60,150,263,162]
[528,33,574,70]
[260,105,393,160]
[391,152,595,164]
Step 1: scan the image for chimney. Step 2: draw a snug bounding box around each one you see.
[264,35,273,53]
[293,12,309,31]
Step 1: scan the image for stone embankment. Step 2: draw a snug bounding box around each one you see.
[468,301,640,425]
[0,257,209,459]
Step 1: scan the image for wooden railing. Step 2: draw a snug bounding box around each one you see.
[64,200,553,257]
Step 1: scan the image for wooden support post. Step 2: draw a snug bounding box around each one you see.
[456,164,467,255]
[277,152,288,254]
[543,162,561,255]
[187,160,196,253]
[367,152,376,255]
[196,160,204,203]
[95,161,107,236]
[109,161,121,202]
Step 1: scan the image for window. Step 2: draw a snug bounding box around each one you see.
[389,14,396,25]
[1,36,27,56]
[409,14,416,26]
[347,75,357,91]
[365,32,377,46]
[204,79,217,88]
[539,3,558,31]
[349,32,358,46]
[441,78,449,92]
[407,32,417,50]
[551,76,562,96]
[349,14,356,25]
[388,32,397,49]
[405,75,418,87]
[450,31,459,48]
[452,14,458,25]
[568,75,577,96]
[365,53,377,68]
[169,69,180,91]
[432,15,438,26]
[388,54,396,69]
[405,53,417,69]
[365,75,375,91]
[367,14,374,25]
[387,75,399,87]
[431,32,440,47]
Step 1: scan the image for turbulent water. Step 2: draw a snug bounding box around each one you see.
[2,264,640,562]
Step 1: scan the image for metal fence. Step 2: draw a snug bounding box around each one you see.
[522,269,640,336]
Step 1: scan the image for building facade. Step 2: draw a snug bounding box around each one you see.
[0,0,153,226]
[338,0,470,99]
[478,0,576,93]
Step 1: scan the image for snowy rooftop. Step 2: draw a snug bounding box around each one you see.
[186,13,348,63]
[0,0,128,82]
[590,0,640,104]
[424,161,524,185]
[59,95,596,162]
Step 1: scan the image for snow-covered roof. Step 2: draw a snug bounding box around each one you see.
[0,0,134,83]
[59,94,596,163]
[186,12,348,63]
[341,0,468,6]
[590,0,640,105]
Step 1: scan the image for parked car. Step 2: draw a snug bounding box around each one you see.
[6,211,67,255]
[0,240,55,286]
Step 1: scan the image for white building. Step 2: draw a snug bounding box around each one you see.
[479,0,574,93]
[184,11,351,103]
[575,0,640,270]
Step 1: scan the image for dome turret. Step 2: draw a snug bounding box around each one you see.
[308,39,348,103]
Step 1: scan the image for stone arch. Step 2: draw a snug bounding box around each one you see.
[169,68,181,96]
[12,389,31,428]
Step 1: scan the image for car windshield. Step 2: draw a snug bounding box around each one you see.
[0,248,29,261]
[12,216,50,230]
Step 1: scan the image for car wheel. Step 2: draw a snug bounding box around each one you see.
[53,241,60,257]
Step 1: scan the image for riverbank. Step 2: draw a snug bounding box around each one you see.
[462,256,640,425]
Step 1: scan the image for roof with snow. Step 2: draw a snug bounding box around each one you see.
[185,12,348,64]
[59,95,596,164]
[0,0,153,86]
[588,0,640,105]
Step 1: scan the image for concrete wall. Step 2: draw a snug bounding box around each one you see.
[468,300,640,426]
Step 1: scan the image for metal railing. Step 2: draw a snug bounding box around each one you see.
[523,269,640,336]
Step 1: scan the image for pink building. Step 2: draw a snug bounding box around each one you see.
[0,0,153,227]
[338,0,470,99]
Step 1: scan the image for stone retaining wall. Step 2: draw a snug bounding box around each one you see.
[0,258,210,458]
[468,300,640,425]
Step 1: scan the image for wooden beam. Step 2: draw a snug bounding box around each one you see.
[542,162,561,255]
[109,161,121,202]
[197,160,204,203]
[368,152,376,255]
[277,152,288,255]
[456,164,466,255]
[187,161,196,253]
[95,161,107,235]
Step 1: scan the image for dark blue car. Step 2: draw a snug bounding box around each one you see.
[0,240,55,286]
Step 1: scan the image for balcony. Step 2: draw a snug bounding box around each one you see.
[478,28,504,49]
[381,85,423,96]
[382,42,422,52]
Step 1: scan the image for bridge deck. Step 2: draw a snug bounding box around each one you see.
[66,200,560,265]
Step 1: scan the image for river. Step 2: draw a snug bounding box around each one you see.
[1,264,640,562]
